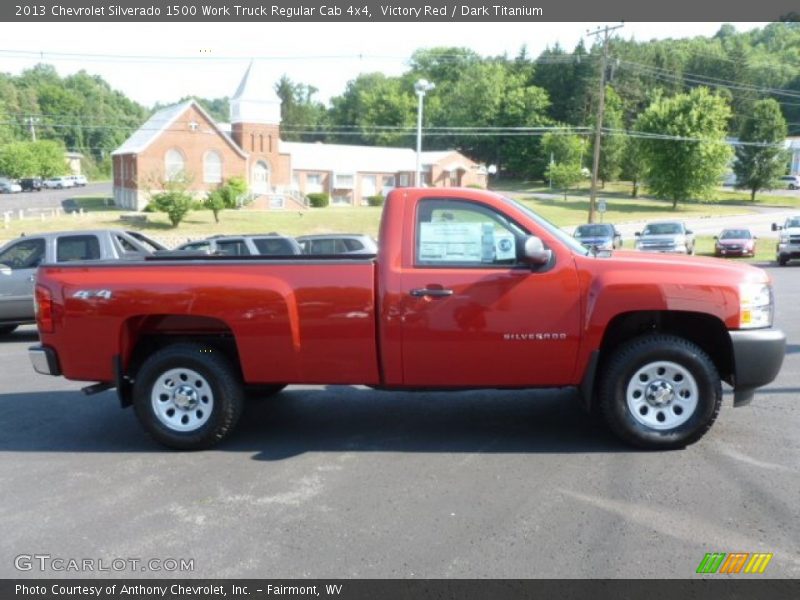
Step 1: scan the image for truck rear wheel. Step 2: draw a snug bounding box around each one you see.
[599,335,721,450]
[132,343,244,450]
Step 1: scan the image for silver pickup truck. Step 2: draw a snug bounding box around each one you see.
[0,229,164,335]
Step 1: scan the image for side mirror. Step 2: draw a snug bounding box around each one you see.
[753,236,758,240]
[771,223,780,232]
[635,231,641,237]
[522,236,552,266]
[713,236,718,240]
[686,230,693,235]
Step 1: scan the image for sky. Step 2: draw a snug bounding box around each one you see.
[0,22,770,108]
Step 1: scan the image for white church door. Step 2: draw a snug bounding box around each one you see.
[252,160,270,194]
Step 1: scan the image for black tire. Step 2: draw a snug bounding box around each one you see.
[778,256,788,266]
[246,384,288,401]
[599,335,722,450]
[132,343,244,450]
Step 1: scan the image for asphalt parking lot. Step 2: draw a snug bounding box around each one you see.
[0,182,111,215]
[0,264,798,579]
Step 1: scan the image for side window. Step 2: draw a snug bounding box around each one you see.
[56,235,101,262]
[0,238,46,270]
[415,199,526,267]
[184,242,210,252]
[343,239,364,252]
[310,239,336,254]
[114,234,140,254]
[253,238,291,255]
[216,240,248,256]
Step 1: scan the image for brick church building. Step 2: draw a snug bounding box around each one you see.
[112,63,488,211]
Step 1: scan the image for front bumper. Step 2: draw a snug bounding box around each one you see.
[29,345,61,376]
[729,329,785,406]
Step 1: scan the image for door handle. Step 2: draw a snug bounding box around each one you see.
[410,287,454,298]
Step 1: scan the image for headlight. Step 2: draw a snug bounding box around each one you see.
[739,283,773,329]
[779,234,790,244]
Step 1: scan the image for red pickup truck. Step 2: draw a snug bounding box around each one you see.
[29,188,785,450]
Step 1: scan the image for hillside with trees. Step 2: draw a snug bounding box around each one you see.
[0,22,797,193]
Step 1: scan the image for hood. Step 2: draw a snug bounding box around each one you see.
[638,233,686,242]
[588,250,768,283]
[717,238,753,245]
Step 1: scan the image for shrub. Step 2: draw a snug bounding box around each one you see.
[307,192,330,208]
[366,194,385,207]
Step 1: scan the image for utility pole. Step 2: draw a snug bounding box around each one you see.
[586,23,623,224]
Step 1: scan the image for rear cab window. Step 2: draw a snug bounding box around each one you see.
[56,235,101,262]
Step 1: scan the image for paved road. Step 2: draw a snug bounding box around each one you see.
[0,267,798,579]
[0,182,112,214]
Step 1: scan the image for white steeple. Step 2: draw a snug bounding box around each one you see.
[230,61,282,125]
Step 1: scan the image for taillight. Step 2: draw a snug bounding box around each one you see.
[35,285,54,333]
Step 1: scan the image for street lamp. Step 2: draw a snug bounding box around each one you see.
[414,78,435,187]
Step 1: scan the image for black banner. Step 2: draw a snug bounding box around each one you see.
[2,0,800,22]
[3,579,800,600]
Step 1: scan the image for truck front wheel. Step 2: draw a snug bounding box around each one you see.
[599,335,722,449]
[132,343,244,450]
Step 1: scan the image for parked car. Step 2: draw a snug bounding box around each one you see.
[635,221,695,255]
[572,223,622,251]
[43,176,75,189]
[714,228,756,258]
[20,178,43,192]
[0,179,22,194]
[66,175,88,187]
[0,229,165,335]
[176,234,302,256]
[296,234,378,255]
[772,216,800,266]
[780,175,800,190]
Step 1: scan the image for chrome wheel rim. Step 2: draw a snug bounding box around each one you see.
[151,368,213,432]
[626,361,698,430]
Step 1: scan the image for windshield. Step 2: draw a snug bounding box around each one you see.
[720,229,751,240]
[643,222,683,235]
[575,224,613,237]
[787,218,800,228]
[500,196,590,256]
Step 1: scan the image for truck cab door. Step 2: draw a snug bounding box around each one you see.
[398,198,581,388]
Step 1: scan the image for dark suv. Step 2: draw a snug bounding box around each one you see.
[20,178,43,192]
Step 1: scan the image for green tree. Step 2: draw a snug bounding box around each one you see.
[275,76,328,142]
[31,140,68,178]
[0,139,66,178]
[0,141,37,178]
[733,99,790,201]
[546,162,584,200]
[541,132,585,166]
[620,136,647,198]
[203,176,248,223]
[149,175,196,227]
[635,88,732,208]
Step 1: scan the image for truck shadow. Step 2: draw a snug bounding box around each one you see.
[0,387,630,456]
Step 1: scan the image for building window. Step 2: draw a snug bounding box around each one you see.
[381,175,395,196]
[398,173,409,187]
[291,173,300,190]
[164,149,185,181]
[361,175,377,197]
[334,173,354,189]
[259,134,264,152]
[203,150,223,183]
[306,173,323,194]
